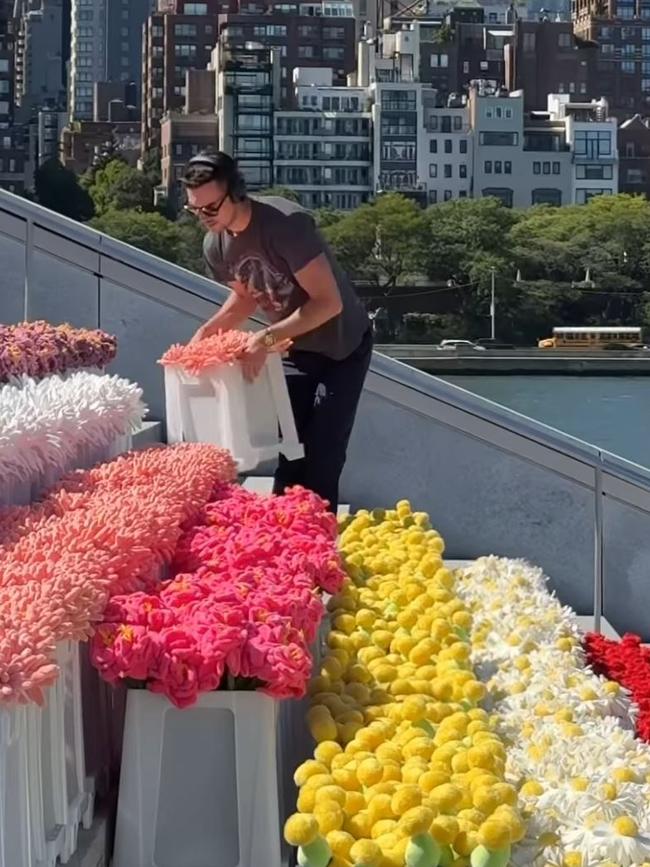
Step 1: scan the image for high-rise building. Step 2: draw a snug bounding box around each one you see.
[13,0,66,110]
[142,9,220,153]
[0,1,26,192]
[218,2,357,104]
[573,0,650,117]
[69,0,154,121]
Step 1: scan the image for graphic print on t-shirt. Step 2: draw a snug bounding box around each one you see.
[229,254,296,314]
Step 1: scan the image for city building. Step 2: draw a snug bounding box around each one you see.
[275,67,372,209]
[215,39,278,189]
[471,85,617,206]
[70,0,155,121]
[218,2,357,104]
[37,103,67,163]
[506,18,597,111]
[617,113,650,196]
[13,0,67,111]
[160,111,218,207]
[573,0,650,118]
[0,0,26,193]
[60,118,141,172]
[141,9,220,153]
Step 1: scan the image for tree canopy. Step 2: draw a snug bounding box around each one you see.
[86,159,154,215]
[34,159,95,222]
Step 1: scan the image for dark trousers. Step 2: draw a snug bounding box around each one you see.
[273,330,372,512]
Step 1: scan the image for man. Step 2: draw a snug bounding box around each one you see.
[183,150,371,513]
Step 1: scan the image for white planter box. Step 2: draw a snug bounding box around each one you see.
[164,354,303,472]
[113,690,286,867]
[0,707,31,867]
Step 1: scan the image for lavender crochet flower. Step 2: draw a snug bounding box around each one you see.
[0,321,117,382]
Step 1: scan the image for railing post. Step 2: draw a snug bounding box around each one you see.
[23,216,33,321]
[594,463,604,634]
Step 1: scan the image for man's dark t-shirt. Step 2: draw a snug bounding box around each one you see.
[203,196,369,360]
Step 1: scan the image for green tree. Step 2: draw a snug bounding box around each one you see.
[256,185,300,203]
[90,210,182,261]
[322,193,429,292]
[34,159,95,222]
[141,146,162,187]
[87,159,154,215]
[174,212,206,274]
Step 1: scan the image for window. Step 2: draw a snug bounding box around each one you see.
[600,25,612,37]
[0,81,8,94]
[480,131,518,146]
[380,141,416,161]
[459,164,467,178]
[495,160,502,174]
[463,61,470,73]
[429,140,438,153]
[622,61,636,73]
[324,26,345,38]
[482,187,513,207]
[644,27,650,38]
[184,2,208,12]
[574,130,612,157]
[532,188,562,206]
[298,45,315,58]
[643,78,650,90]
[299,24,317,37]
[460,139,467,154]
[444,190,453,200]
[496,107,502,118]
[431,53,448,67]
[324,46,344,59]
[382,90,416,111]
[523,32,536,51]
[552,161,560,174]
[575,164,614,179]
[505,108,512,119]
[627,167,646,183]
[601,42,614,54]
[558,31,572,48]
[622,25,636,38]
[626,141,636,157]
[441,116,451,133]
[175,44,197,58]
[622,43,636,56]
[484,160,492,173]
[580,82,588,94]
[174,23,197,36]
[444,139,452,153]
[453,115,462,131]
[459,190,467,198]
[543,161,551,174]
[504,161,512,174]
[576,188,613,203]
[429,190,437,204]
[533,161,541,173]
[429,164,438,178]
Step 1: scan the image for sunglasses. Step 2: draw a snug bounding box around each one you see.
[184,193,229,219]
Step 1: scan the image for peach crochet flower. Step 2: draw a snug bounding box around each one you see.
[0,444,236,706]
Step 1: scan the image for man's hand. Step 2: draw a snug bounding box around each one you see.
[239,339,268,382]
[239,332,293,382]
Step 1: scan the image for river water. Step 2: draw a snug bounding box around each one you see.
[443,375,650,468]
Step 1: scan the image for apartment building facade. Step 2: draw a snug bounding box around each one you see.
[275,68,372,209]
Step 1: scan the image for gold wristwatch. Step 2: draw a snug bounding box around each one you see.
[261,328,276,349]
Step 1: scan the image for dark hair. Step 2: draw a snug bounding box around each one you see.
[182,150,247,200]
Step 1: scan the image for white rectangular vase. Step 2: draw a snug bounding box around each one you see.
[164,354,303,472]
[113,690,283,867]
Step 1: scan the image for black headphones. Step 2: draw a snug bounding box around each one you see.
[187,152,247,202]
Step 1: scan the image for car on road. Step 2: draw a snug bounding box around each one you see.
[439,339,486,351]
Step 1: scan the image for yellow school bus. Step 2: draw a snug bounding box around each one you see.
[538,326,644,349]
